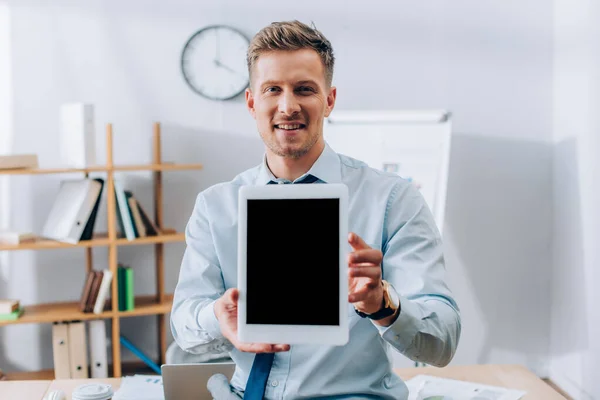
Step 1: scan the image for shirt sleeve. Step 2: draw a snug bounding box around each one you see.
[375,182,461,367]
[170,193,232,354]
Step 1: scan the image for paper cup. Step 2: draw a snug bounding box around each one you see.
[72,383,113,400]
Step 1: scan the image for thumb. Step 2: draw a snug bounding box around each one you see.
[223,288,239,305]
[348,232,370,250]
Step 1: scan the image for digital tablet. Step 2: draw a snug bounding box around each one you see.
[237,183,349,346]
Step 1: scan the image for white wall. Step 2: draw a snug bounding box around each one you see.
[1,0,555,376]
[550,1,600,399]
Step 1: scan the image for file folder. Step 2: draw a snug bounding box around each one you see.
[51,322,71,379]
[68,321,89,378]
[88,320,108,378]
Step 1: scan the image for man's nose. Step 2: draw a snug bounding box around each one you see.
[278,91,301,115]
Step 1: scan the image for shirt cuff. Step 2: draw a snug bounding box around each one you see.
[377,295,423,352]
[197,300,225,340]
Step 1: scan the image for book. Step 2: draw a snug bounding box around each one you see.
[0,308,24,321]
[0,154,38,170]
[86,270,104,313]
[135,199,160,236]
[0,231,36,245]
[114,180,136,241]
[124,191,139,238]
[93,269,113,314]
[128,196,146,238]
[0,299,19,314]
[125,267,134,311]
[118,265,126,312]
[79,270,97,313]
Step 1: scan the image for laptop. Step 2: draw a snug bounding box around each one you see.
[161,362,237,400]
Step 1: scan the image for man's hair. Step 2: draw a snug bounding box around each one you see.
[247,20,335,87]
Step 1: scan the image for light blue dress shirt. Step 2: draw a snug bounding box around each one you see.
[171,143,461,400]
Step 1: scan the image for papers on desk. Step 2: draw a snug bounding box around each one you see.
[406,375,527,400]
[113,375,164,400]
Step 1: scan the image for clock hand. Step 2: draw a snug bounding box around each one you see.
[215,27,220,63]
[214,59,246,79]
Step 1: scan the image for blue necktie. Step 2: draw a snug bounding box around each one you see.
[243,352,275,400]
[243,174,319,400]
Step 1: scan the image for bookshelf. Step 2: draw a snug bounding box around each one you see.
[0,122,202,378]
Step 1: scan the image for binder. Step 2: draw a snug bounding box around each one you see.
[42,178,103,244]
[93,269,113,314]
[80,178,104,241]
[51,323,71,379]
[88,320,108,378]
[67,321,89,378]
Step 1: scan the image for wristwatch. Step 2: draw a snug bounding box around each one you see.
[354,280,401,320]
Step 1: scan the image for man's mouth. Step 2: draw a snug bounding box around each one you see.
[274,123,306,131]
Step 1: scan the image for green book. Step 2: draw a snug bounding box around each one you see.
[0,308,24,321]
[118,266,126,311]
[125,267,134,311]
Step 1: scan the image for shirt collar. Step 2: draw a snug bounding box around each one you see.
[255,142,342,185]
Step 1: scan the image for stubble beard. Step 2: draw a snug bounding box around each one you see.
[263,128,320,159]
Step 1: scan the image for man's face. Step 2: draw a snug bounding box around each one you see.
[245,49,336,159]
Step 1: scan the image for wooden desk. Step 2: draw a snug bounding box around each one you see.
[0,364,564,400]
[394,364,566,399]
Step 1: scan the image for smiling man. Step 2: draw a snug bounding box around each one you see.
[171,20,461,400]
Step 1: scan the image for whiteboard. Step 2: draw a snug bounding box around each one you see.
[324,110,452,236]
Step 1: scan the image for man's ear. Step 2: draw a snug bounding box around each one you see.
[245,88,256,119]
[324,86,337,118]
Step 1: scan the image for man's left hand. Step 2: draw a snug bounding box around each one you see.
[347,232,384,315]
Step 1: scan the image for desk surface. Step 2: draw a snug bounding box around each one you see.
[0,364,564,400]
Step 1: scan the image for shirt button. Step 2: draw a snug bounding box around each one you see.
[277,181,285,184]
[271,380,279,387]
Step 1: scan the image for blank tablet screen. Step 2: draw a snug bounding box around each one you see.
[246,198,340,325]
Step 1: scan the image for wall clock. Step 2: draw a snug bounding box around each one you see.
[181,25,250,101]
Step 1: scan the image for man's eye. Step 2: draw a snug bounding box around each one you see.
[265,87,280,93]
[298,86,315,92]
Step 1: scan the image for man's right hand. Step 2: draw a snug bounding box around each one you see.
[214,288,291,353]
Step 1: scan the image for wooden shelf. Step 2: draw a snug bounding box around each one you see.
[0,162,203,175]
[0,235,111,251]
[0,122,186,378]
[117,294,174,318]
[0,294,173,326]
[0,231,185,251]
[115,232,184,246]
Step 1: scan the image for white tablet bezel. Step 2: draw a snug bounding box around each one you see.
[237,183,349,346]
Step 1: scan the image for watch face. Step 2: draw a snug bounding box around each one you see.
[385,282,400,309]
[181,25,250,101]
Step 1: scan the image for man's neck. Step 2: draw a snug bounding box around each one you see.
[266,141,325,182]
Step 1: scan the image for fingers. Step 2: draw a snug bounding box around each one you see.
[348,232,370,250]
[237,342,291,353]
[348,287,375,303]
[348,249,382,265]
[348,265,381,279]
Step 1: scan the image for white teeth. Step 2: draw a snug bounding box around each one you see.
[277,124,301,130]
